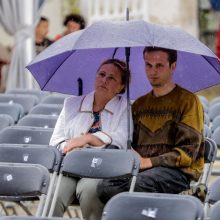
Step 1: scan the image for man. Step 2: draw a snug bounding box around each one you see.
[97,46,204,204]
[54,13,86,41]
[35,16,53,55]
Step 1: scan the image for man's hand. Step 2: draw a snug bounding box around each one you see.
[132,148,152,170]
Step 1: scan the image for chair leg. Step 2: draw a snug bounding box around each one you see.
[0,201,10,215]
[66,207,73,218]
[15,201,33,216]
[66,206,82,219]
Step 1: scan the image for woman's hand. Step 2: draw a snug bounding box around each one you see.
[63,133,105,154]
[132,148,152,170]
[63,136,88,154]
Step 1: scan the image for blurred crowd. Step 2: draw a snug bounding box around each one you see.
[0,13,86,93]
[35,13,86,55]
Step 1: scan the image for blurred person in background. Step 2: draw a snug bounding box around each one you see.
[0,43,10,93]
[35,16,53,55]
[54,13,86,41]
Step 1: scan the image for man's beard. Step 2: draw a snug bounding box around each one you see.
[150,82,162,87]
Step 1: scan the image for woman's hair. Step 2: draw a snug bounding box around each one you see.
[97,58,130,94]
[63,14,86,30]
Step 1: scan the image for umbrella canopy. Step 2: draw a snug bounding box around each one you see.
[27,20,220,100]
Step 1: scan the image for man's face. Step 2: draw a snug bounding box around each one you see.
[143,51,176,88]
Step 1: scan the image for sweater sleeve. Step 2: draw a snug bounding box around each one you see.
[150,96,204,168]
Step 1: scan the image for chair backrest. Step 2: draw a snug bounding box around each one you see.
[211,127,220,148]
[204,138,217,164]
[188,138,217,202]
[0,143,50,148]
[0,103,24,122]
[204,176,220,219]
[198,138,217,185]
[61,148,140,179]
[0,216,78,220]
[48,148,140,217]
[209,200,220,220]
[204,113,210,126]
[0,162,50,217]
[29,104,63,116]
[0,145,62,217]
[0,114,13,131]
[0,126,53,145]
[198,95,209,107]
[6,89,50,101]
[206,176,220,204]
[18,115,58,129]
[204,124,211,138]
[210,97,220,107]
[0,94,39,114]
[0,146,62,173]
[41,94,70,105]
[209,103,220,121]
[0,163,50,197]
[211,115,220,133]
[102,192,204,220]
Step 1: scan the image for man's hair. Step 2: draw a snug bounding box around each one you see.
[97,59,131,94]
[143,46,177,65]
[40,16,49,22]
[63,14,86,30]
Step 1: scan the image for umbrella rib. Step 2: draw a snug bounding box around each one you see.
[202,55,220,76]
[112,48,118,58]
[42,50,76,90]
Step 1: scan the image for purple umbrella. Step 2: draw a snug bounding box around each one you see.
[27,19,220,100]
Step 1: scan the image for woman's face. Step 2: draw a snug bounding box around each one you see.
[95,63,125,100]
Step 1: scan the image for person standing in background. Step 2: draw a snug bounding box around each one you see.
[54,13,86,41]
[35,16,53,55]
[0,43,10,92]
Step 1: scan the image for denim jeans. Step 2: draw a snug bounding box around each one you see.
[97,167,190,204]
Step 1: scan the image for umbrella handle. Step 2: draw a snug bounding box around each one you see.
[125,47,132,149]
[77,78,83,96]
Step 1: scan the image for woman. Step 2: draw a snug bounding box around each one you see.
[50,58,132,220]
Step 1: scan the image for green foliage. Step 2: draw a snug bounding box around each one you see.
[65,0,81,14]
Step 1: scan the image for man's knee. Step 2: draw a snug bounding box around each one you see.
[134,173,156,192]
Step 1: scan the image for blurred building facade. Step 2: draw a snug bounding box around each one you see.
[0,0,218,54]
[199,0,220,54]
[0,0,198,46]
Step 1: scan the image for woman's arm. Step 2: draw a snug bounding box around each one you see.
[63,133,104,153]
[49,107,66,147]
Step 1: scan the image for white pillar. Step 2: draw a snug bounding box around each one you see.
[142,0,149,21]
[23,0,35,89]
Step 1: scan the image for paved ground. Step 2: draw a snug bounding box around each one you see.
[0,202,83,219]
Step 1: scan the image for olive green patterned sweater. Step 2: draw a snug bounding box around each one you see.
[132,85,204,181]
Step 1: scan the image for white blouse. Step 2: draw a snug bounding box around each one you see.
[49,91,133,150]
